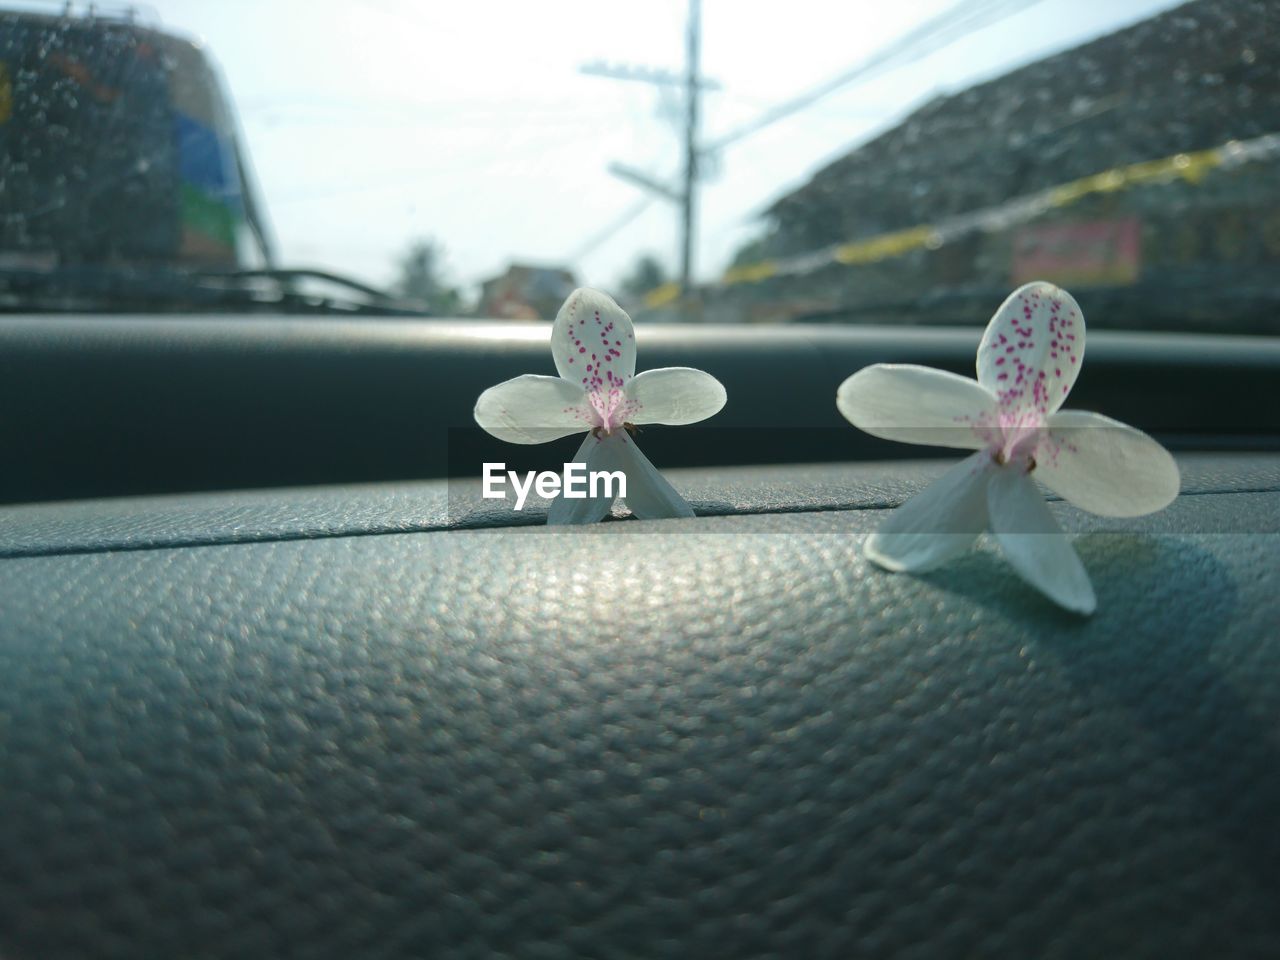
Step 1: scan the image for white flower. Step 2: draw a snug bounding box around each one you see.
[836,281,1180,615]
[474,287,726,524]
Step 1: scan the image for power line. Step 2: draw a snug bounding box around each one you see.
[565,197,655,266]
[706,0,1050,152]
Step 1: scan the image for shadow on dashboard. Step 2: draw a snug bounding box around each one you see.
[927,534,1279,900]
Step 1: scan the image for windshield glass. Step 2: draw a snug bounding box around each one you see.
[0,0,1275,330]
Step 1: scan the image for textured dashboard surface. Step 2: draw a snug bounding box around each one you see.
[1,452,1277,558]
[2,469,1279,958]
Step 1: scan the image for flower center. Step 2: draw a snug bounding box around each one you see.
[986,410,1044,470]
[588,387,632,434]
[591,421,638,439]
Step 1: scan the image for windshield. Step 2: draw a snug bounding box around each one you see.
[0,0,1276,329]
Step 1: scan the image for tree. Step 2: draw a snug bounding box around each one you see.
[619,253,669,299]
[395,239,462,314]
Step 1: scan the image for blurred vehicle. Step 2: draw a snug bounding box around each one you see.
[0,6,265,268]
[0,5,418,314]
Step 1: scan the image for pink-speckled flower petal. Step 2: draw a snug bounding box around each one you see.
[987,467,1096,615]
[838,364,999,451]
[474,374,592,444]
[865,451,995,572]
[547,433,621,525]
[1037,410,1180,517]
[976,282,1085,419]
[552,287,636,386]
[624,367,726,426]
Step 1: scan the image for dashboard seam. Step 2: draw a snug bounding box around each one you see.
[0,485,1276,561]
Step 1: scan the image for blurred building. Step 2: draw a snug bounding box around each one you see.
[703,0,1280,332]
[479,263,578,320]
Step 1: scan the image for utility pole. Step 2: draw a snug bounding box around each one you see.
[581,0,710,309]
[679,0,701,295]
[577,0,1048,306]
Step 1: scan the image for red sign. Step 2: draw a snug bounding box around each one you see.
[1012,219,1141,287]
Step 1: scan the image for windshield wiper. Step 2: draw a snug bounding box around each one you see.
[0,265,432,316]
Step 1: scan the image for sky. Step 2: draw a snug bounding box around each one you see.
[15,0,1187,295]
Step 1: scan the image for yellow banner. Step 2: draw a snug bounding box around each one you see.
[695,135,1276,294]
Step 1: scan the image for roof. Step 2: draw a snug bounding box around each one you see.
[762,0,1279,249]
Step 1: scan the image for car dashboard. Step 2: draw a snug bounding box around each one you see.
[1,316,1278,958]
